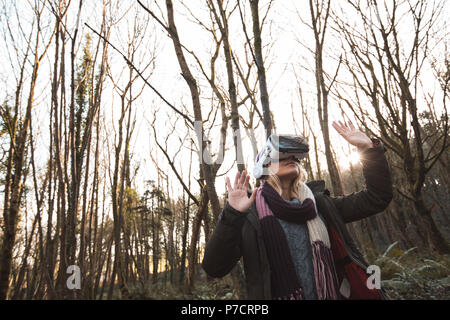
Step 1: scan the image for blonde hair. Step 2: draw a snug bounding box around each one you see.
[264,161,308,201]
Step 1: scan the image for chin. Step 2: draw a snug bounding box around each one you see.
[278,168,299,180]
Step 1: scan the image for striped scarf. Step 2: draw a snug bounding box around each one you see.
[255,180,340,300]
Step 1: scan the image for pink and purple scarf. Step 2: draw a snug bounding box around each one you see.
[255,180,340,300]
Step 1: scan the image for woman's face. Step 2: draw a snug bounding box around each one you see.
[268,156,300,181]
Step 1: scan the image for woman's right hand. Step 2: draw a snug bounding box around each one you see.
[226,170,258,213]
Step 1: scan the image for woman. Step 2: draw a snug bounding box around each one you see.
[202,120,393,300]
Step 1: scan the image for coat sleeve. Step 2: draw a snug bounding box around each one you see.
[201,201,248,278]
[331,144,393,224]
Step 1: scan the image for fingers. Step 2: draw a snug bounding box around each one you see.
[243,174,250,191]
[249,188,257,202]
[230,170,251,191]
[238,170,246,188]
[332,121,344,135]
[226,176,232,192]
[348,119,355,130]
[333,120,355,136]
[332,121,338,131]
[240,170,250,189]
[233,171,240,189]
[338,120,347,130]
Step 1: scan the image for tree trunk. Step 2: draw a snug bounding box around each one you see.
[249,0,273,139]
[186,187,209,293]
[309,0,343,196]
[0,20,44,298]
[164,0,221,225]
[412,194,450,254]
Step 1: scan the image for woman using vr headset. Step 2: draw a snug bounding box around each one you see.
[202,120,393,300]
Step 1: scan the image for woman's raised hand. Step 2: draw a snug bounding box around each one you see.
[332,120,373,150]
[226,170,258,213]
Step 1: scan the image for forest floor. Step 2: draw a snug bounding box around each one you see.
[135,251,450,300]
[374,250,450,300]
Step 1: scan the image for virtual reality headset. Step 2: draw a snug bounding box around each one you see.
[253,134,309,179]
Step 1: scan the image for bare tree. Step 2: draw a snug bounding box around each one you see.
[334,0,449,253]
[0,0,55,299]
[308,0,344,195]
[247,0,274,139]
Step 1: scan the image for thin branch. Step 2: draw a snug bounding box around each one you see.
[85,22,194,128]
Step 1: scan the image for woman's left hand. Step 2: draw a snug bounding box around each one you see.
[332,120,373,150]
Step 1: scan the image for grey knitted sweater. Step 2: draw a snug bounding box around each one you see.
[277,198,327,300]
